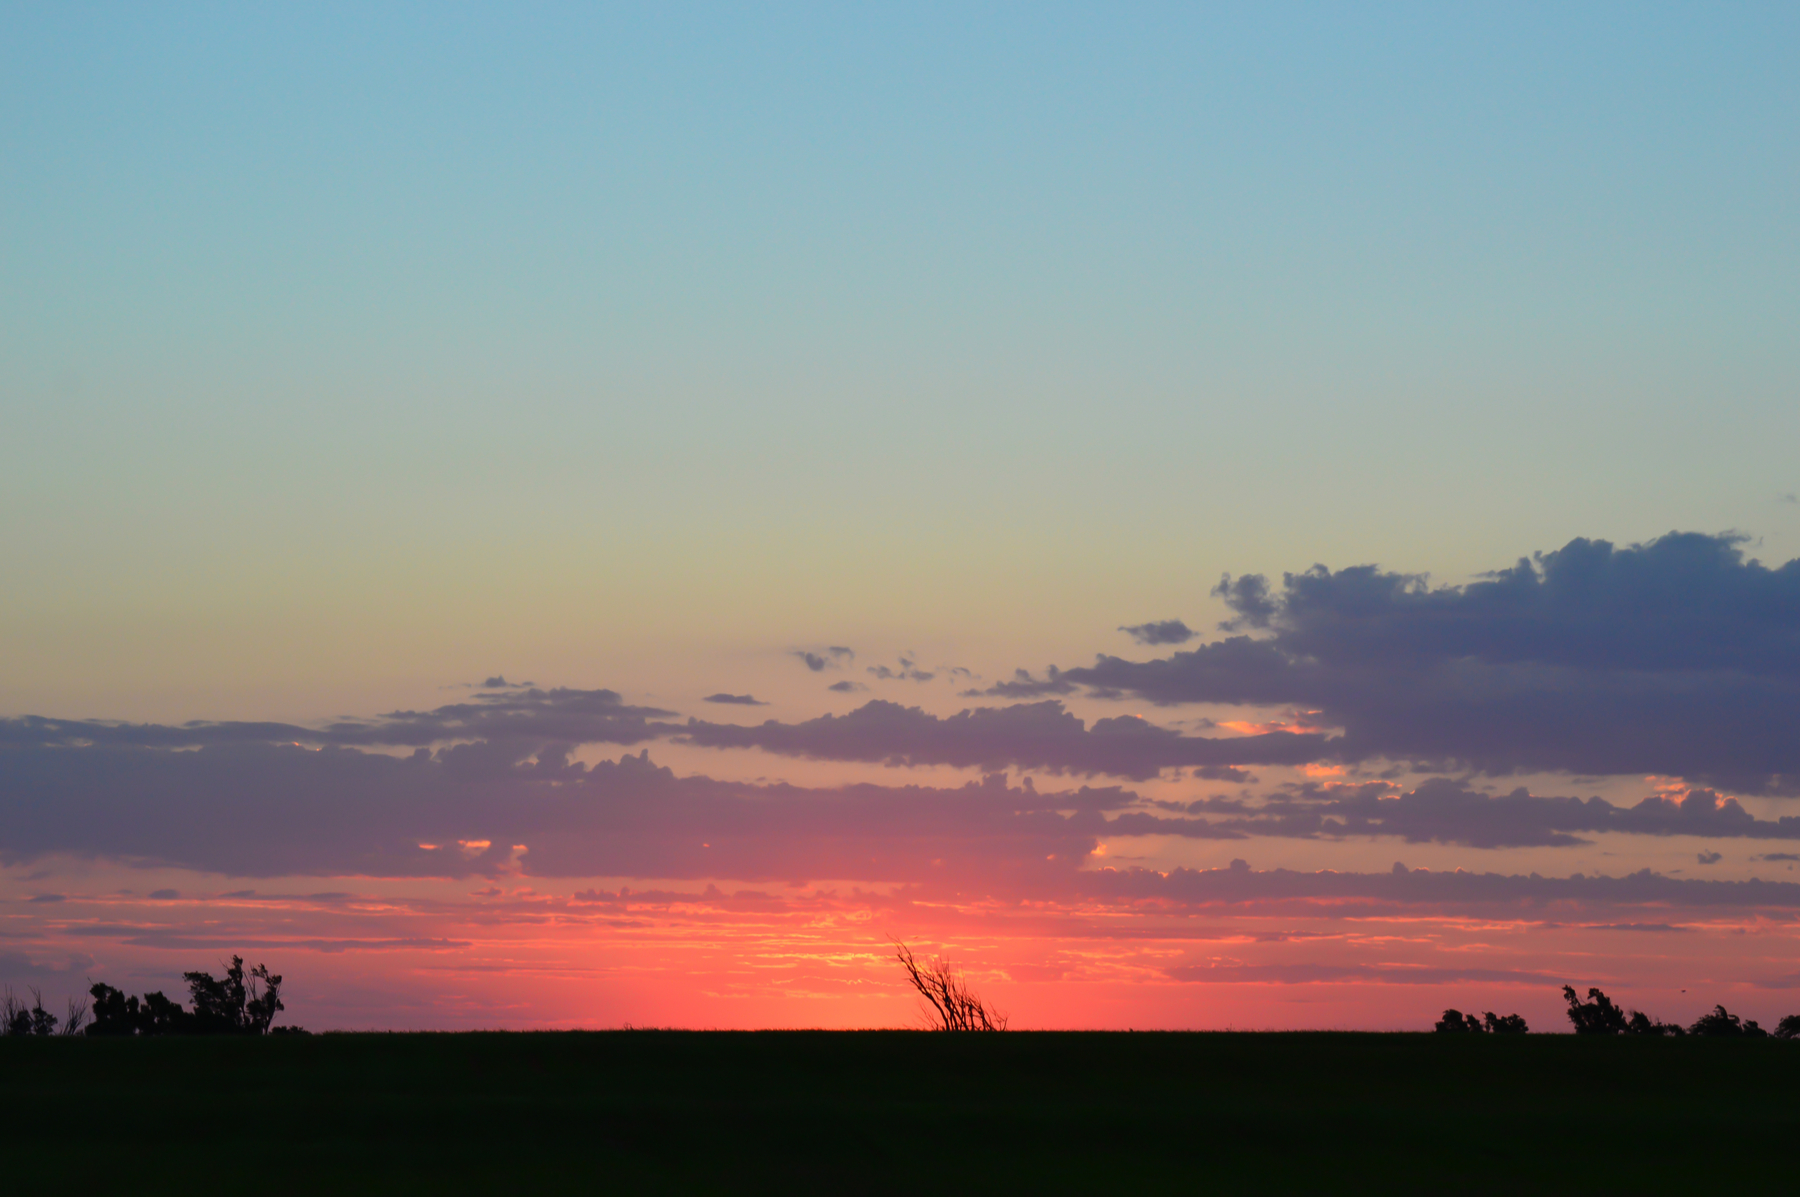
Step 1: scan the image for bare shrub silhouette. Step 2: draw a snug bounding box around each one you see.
[892,940,1007,1031]
[60,993,88,1036]
[2,986,62,1036]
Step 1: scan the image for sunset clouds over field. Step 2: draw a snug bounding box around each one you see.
[5,4,1799,1030]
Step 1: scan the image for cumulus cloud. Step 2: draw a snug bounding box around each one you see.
[1120,620,1195,646]
[1021,533,1800,791]
[678,700,1330,781]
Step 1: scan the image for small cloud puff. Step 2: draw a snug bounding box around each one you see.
[1120,620,1196,646]
[702,693,767,706]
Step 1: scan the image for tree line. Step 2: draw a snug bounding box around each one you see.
[2,956,296,1037]
[1437,985,1800,1038]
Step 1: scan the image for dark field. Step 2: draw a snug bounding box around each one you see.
[3,1030,1795,1193]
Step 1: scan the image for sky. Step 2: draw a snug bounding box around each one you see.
[4,2,1800,1032]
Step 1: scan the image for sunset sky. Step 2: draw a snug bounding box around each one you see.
[5,2,1800,1031]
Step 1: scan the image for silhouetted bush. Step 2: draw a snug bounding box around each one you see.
[1563,985,1629,1035]
[1774,1014,1800,1040]
[892,940,1006,1031]
[1689,1005,1766,1038]
[1624,1010,1685,1036]
[1437,1008,1527,1034]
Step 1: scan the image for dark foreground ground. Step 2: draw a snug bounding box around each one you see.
[3,1030,1795,1193]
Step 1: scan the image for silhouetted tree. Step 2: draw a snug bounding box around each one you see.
[1563,985,1629,1034]
[1483,1011,1528,1034]
[1689,1005,1766,1037]
[892,940,1006,1031]
[85,957,286,1036]
[1774,1014,1800,1040]
[184,956,283,1034]
[86,984,142,1036]
[1434,1008,1482,1033]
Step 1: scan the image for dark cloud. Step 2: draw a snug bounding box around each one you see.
[1194,765,1254,783]
[794,647,855,673]
[12,720,1800,924]
[1698,851,1723,865]
[962,667,1080,699]
[1111,780,1800,849]
[1758,853,1800,862]
[678,700,1329,781]
[1211,574,1278,631]
[0,687,676,751]
[1164,962,1559,985]
[868,662,936,682]
[1080,861,1800,912]
[827,681,866,693]
[702,693,767,706]
[1120,620,1195,646]
[1034,534,1800,791]
[0,729,1133,881]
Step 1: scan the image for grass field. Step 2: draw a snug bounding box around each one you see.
[3,1030,1795,1193]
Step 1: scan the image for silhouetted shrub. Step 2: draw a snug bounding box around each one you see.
[892,940,1006,1031]
[1563,985,1629,1035]
[1774,1014,1800,1040]
[1436,1008,1527,1033]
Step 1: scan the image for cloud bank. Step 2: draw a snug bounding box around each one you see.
[1002,533,1800,791]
